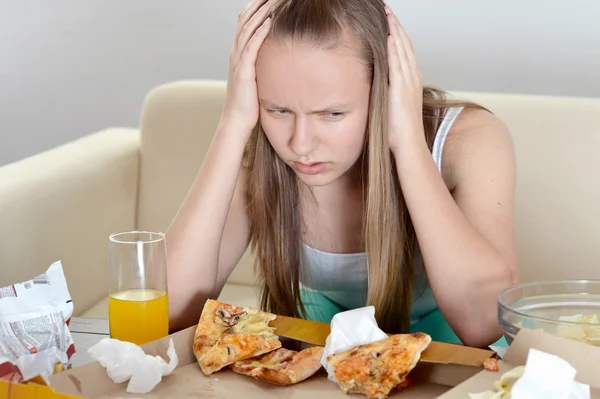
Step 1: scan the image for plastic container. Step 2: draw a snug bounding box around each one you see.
[498,279,600,345]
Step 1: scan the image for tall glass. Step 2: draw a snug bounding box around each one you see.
[108,231,169,345]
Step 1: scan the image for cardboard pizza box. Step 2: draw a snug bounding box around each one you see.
[44,323,599,399]
[45,322,488,399]
[438,328,600,398]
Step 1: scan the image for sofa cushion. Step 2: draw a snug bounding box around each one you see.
[0,128,140,316]
[452,91,600,282]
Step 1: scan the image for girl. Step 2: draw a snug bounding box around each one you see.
[166,0,518,348]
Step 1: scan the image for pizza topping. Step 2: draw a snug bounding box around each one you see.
[326,333,432,399]
[216,307,246,326]
[193,300,282,375]
[483,358,499,372]
[229,312,277,337]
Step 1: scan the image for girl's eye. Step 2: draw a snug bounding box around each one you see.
[268,109,289,116]
[326,112,345,119]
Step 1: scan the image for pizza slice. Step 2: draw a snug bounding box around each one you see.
[193,299,282,375]
[231,346,324,385]
[326,332,432,399]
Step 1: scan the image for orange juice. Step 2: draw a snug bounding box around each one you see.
[108,288,169,345]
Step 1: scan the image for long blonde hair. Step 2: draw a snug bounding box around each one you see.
[243,0,482,333]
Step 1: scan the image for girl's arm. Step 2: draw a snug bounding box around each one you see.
[385,6,517,347]
[394,109,518,348]
[166,0,275,332]
[166,127,251,333]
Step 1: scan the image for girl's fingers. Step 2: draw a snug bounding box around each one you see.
[385,5,421,81]
[387,12,411,79]
[392,13,420,78]
[233,0,273,62]
[387,34,401,86]
[235,0,268,40]
[238,17,272,78]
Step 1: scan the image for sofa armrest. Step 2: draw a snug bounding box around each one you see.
[0,128,140,316]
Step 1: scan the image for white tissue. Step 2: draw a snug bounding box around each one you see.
[511,348,590,399]
[88,337,178,394]
[320,306,388,382]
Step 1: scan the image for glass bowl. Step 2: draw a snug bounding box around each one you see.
[498,280,600,346]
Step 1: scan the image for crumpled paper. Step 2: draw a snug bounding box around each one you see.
[470,348,590,399]
[511,348,590,399]
[320,306,388,383]
[88,337,178,394]
[0,261,75,384]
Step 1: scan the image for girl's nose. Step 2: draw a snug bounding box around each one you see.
[289,117,317,157]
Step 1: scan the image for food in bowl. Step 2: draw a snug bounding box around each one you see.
[555,313,600,344]
[498,280,600,346]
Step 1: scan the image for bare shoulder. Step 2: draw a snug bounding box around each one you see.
[441,106,516,192]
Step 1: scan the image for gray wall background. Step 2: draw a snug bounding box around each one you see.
[1,0,599,166]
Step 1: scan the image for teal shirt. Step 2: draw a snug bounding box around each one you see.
[300,244,438,325]
[299,244,466,344]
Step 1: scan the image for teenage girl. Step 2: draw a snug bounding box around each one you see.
[166,0,517,348]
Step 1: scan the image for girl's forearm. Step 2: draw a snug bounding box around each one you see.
[392,136,513,347]
[166,122,249,329]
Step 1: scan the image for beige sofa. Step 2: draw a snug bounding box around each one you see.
[1,80,599,320]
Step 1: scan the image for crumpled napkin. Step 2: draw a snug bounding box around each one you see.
[320,306,388,383]
[511,348,590,399]
[470,348,590,399]
[88,337,178,394]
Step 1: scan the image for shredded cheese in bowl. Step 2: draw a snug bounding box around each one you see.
[556,313,600,345]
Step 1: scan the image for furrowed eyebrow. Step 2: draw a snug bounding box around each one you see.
[311,104,349,113]
[259,99,350,113]
[259,99,285,109]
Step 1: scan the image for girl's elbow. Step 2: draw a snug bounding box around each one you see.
[456,317,504,348]
[460,331,503,349]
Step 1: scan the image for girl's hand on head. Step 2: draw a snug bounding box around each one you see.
[221,0,276,136]
[385,5,425,154]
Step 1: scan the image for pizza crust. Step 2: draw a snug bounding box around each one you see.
[231,346,325,386]
[193,299,282,375]
[326,332,432,399]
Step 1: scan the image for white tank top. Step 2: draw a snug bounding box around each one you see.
[300,106,464,325]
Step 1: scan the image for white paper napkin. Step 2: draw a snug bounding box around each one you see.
[510,348,590,399]
[320,306,388,383]
[88,337,178,394]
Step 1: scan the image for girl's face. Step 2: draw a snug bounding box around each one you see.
[255,36,371,187]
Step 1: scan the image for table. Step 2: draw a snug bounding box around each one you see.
[69,317,109,367]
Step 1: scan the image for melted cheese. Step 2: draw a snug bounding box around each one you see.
[231,313,276,337]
